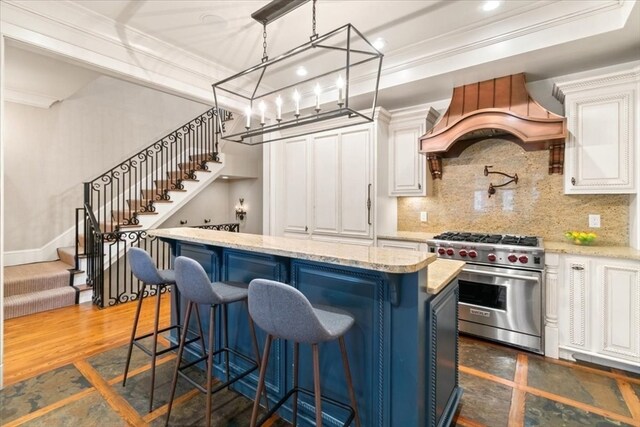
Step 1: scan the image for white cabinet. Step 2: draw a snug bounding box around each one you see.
[269,109,392,243]
[554,66,639,194]
[558,254,640,368]
[388,107,437,196]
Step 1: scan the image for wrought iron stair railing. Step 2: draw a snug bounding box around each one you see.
[77,107,236,306]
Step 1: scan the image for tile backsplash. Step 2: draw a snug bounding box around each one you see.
[398,139,629,245]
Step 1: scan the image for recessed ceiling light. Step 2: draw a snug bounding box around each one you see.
[200,14,228,29]
[221,176,229,179]
[372,37,386,51]
[296,66,308,77]
[482,1,501,11]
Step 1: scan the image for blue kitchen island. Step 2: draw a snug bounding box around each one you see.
[149,228,462,427]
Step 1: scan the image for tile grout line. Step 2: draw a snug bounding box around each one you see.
[2,388,96,427]
[461,361,638,426]
[507,353,528,427]
[74,359,148,427]
[616,378,640,421]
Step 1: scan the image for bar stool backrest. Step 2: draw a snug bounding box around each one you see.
[128,247,169,285]
[248,279,332,344]
[174,256,223,305]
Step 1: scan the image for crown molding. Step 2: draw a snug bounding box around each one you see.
[553,65,640,102]
[4,87,58,108]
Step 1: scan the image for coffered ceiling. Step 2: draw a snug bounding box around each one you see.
[2,0,639,110]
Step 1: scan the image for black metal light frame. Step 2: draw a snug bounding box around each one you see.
[212,8,383,145]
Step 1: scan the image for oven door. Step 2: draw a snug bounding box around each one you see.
[458,264,542,347]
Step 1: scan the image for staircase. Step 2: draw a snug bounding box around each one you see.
[3,107,234,317]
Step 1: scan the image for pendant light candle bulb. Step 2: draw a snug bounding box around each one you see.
[259,101,266,125]
[275,95,283,120]
[314,83,321,109]
[293,89,301,116]
[336,76,344,105]
[245,106,251,128]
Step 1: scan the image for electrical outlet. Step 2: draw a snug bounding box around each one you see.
[420,211,428,222]
[588,214,601,228]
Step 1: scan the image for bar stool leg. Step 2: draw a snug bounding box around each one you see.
[339,336,361,427]
[193,304,208,358]
[165,301,194,427]
[123,283,146,386]
[312,344,323,427]
[250,334,273,427]
[148,285,163,412]
[205,305,217,427]
[246,303,269,411]
[222,304,230,387]
[292,342,299,427]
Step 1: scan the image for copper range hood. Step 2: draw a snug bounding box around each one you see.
[419,73,567,179]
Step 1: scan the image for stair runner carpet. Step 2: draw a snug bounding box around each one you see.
[3,261,76,319]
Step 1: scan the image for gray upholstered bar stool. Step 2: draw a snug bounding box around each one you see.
[165,256,268,427]
[123,247,206,413]
[248,279,361,427]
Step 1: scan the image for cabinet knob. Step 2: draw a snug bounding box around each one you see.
[418,183,422,190]
[571,177,576,185]
[572,265,584,271]
[305,226,308,232]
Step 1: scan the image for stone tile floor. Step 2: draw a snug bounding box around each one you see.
[1,335,639,426]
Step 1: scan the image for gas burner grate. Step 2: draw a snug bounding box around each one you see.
[433,232,539,247]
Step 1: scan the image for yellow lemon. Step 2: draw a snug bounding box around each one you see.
[574,239,582,245]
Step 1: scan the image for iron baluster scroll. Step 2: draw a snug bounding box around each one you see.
[484,165,518,198]
[79,104,237,307]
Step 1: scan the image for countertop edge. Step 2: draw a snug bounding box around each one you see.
[426,259,465,294]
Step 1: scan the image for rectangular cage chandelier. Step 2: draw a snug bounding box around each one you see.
[212,0,383,145]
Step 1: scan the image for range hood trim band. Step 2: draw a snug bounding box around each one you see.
[419,73,567,179]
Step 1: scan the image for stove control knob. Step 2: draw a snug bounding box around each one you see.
[437,248,446,255]
[519,255,529,264]
[459,250,468,257]
[487,253,497,262]
[508,254,518,263]
[468,250,478,258]
[446,248,455,256]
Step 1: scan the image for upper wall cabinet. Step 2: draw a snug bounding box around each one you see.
[388,107,438,196]
[554,66,639,194]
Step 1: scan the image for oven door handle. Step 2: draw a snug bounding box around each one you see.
[463,268,540,284]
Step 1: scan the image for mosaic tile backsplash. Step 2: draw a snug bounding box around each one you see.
[398,139,629,246]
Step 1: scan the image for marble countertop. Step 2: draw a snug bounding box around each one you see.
[426,259,465,294]
[544,241,640,260]
[150,228,437,274]
[379,231,639,261]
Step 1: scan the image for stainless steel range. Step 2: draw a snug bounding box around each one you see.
[426,232,545,354]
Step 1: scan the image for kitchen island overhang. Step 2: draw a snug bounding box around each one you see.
[150,227,462,427]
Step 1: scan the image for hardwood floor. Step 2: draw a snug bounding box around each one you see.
[3,293,171,386]
[2,296,639,426]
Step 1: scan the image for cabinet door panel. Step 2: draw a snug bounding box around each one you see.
[340,129,371,237]
[283,138,309,235]
[312,133,340,234]
[390,124,424,195]
[598,263,640,361]
[566,259,589,350]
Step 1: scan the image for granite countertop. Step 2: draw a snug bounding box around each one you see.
[377,231,436,243]
[544,241,640,261]
[150,228,437,274]
[426,259,465,294]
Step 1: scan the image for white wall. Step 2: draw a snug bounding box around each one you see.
[1,34,6,389]
[3,75,208,251]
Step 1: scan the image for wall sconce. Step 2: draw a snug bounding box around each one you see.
[235,198,247,220]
